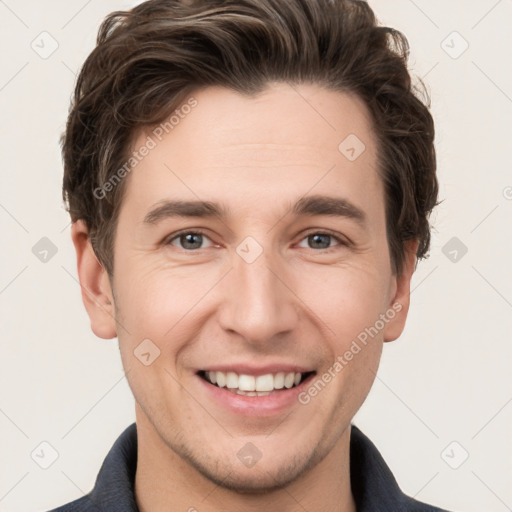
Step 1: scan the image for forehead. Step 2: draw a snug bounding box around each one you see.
[120,82,383,225]
[151,82,376,158]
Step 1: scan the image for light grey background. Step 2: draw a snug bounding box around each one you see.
[1,1,511,511]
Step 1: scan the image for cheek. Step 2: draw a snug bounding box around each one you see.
[115,257,188,324]
[296,262,389,345]
[113,259,221,368]
[113,266,191,409]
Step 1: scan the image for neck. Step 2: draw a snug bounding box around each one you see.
[134,409,356,512]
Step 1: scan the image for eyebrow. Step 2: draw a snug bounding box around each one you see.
[143,199,229,224]
[143,194,366,226]
[292,195,366,225]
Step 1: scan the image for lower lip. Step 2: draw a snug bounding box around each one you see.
[197,373,316,417]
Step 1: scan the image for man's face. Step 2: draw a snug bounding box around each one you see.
[87,83,415,492]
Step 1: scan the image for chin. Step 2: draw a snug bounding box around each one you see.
[195,459,310,494]
[174,435,324,495]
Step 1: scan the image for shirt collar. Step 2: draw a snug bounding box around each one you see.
[78,422,445,512]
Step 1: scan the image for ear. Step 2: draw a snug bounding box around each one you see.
[383,239,420,343]
[70,220,117,339]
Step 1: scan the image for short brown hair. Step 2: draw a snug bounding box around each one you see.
[62,0,438,278]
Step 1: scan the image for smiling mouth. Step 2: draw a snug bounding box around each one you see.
[197,370,316,396]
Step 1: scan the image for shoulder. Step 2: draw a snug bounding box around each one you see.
[400,494,454,512]
[350,424,454,512]
[43,423,139,512]
[44,495,98,512]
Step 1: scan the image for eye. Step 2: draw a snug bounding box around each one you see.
[164,230,348,252]
[165,230,214,250]
[297,231,347,251]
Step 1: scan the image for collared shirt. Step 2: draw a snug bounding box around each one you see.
[47,422,452,512]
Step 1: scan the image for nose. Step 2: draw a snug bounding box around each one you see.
[217,249,299,347]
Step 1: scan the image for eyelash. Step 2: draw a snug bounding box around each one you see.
[164,229,349,252]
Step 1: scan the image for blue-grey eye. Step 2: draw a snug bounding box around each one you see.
[297,232,344,250]
[308,233,332,249]
[168,231,213,250]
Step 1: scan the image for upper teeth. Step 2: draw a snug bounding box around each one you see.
[207,371,302,391]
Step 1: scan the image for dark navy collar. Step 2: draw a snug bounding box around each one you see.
[49,422,450,512]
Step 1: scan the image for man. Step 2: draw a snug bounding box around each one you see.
[53,0,450,510]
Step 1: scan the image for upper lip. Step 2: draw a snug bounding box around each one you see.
[198,364,315,377]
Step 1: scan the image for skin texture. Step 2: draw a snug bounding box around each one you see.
[71,82,419,512]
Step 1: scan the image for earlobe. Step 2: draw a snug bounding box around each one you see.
[383,239,420,343]
[70,220,117,340]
